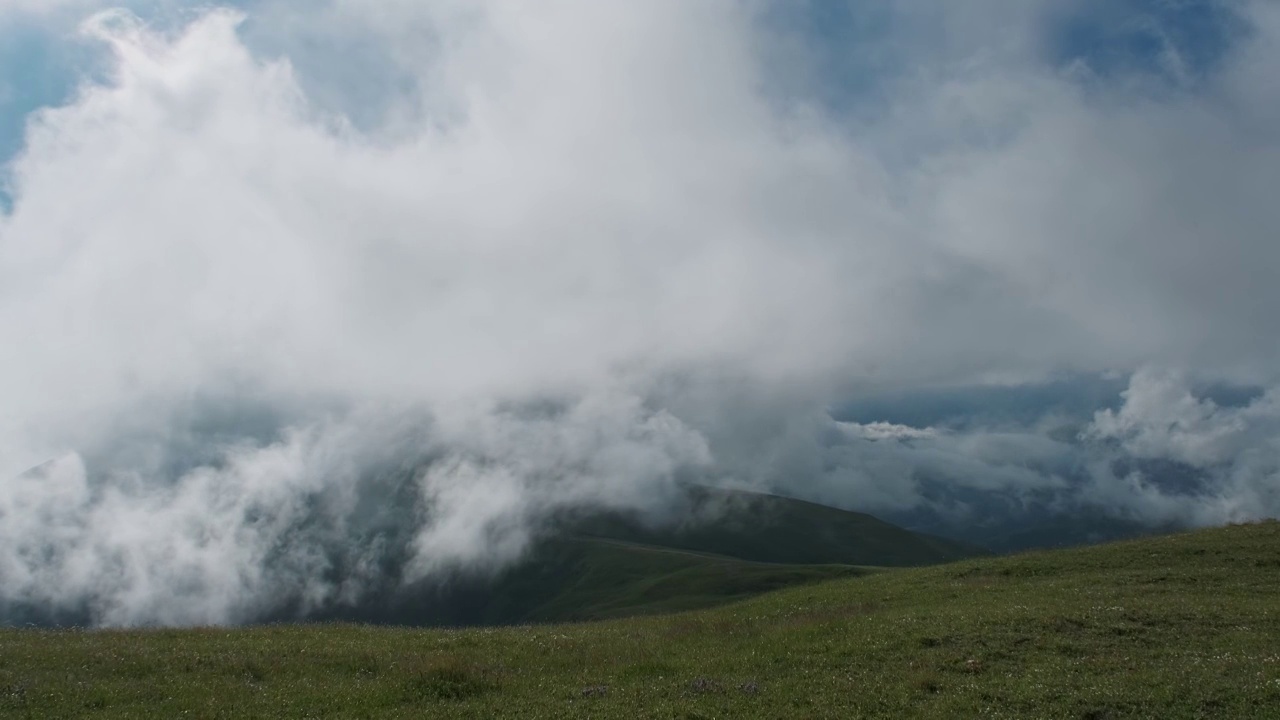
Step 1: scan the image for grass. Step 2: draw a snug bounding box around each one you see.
[573,485,988,567]
[309,536,872,627]
[519,538,874,621]
[1,521,1278,718]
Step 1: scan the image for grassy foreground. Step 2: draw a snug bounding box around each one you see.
[2,522,1278,719]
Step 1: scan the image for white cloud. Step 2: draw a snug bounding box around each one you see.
[1083,368,1280,523]
[0,0,91,14]
[840,421,939,442]
[1,1,1279,625]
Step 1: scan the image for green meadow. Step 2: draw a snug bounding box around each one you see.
[3,521,1278,718]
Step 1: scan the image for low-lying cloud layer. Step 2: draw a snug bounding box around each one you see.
[2,1,1279,626]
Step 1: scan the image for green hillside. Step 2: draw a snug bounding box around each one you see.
[572,485,988,566]
[329,536,871,627]
[505,538,876,622]
[3,521,1278,718]
[303,486,981,627]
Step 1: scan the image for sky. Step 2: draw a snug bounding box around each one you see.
[1,0,1279,627]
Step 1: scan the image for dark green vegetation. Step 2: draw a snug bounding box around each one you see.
[478,538,876,623]
[324,536,873,626]
[574,485,986,567]
[3,521,1278,718]
[302,486,983,626]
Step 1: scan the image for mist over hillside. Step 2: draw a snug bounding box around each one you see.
[1,485,979,628]
[2,1,1279,627]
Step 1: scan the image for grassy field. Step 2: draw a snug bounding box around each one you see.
[2,521,1278,718]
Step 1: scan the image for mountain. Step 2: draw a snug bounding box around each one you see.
[321,536,872,627]
[0,479,985,629]
[572,485,987,566]
[304,485,985,626]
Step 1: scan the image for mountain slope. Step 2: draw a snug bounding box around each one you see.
[4,521,1278,718]
[572,485,987,566]
[297,485,983,627]
[498,537,876,622]
[306,536,874,627]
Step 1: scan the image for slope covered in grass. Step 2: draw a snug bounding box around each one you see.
[574,485,988,566]
[274,485,981,627]
[513,538,875,622]
[3,521,1278,718]
[307,536,870,626]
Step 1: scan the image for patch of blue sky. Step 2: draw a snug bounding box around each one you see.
[0,19,97,212]
[1041,0,1248,87]
[0,1,264,212]
[0,0,422,201]
[749,0,1255,187]
[755,0,904,123]
[763,1,1249,115]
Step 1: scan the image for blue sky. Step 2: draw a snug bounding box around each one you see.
[1048,0,1246,81]
[0,18,84,207]
[760,0,1247,118]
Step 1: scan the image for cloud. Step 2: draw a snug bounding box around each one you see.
[0,0,92,16]
[1084,368,1280,522]
[745,369,1280,535]
[0,394,707,626]
[841,421,939,442]
[1,1,1279,625]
